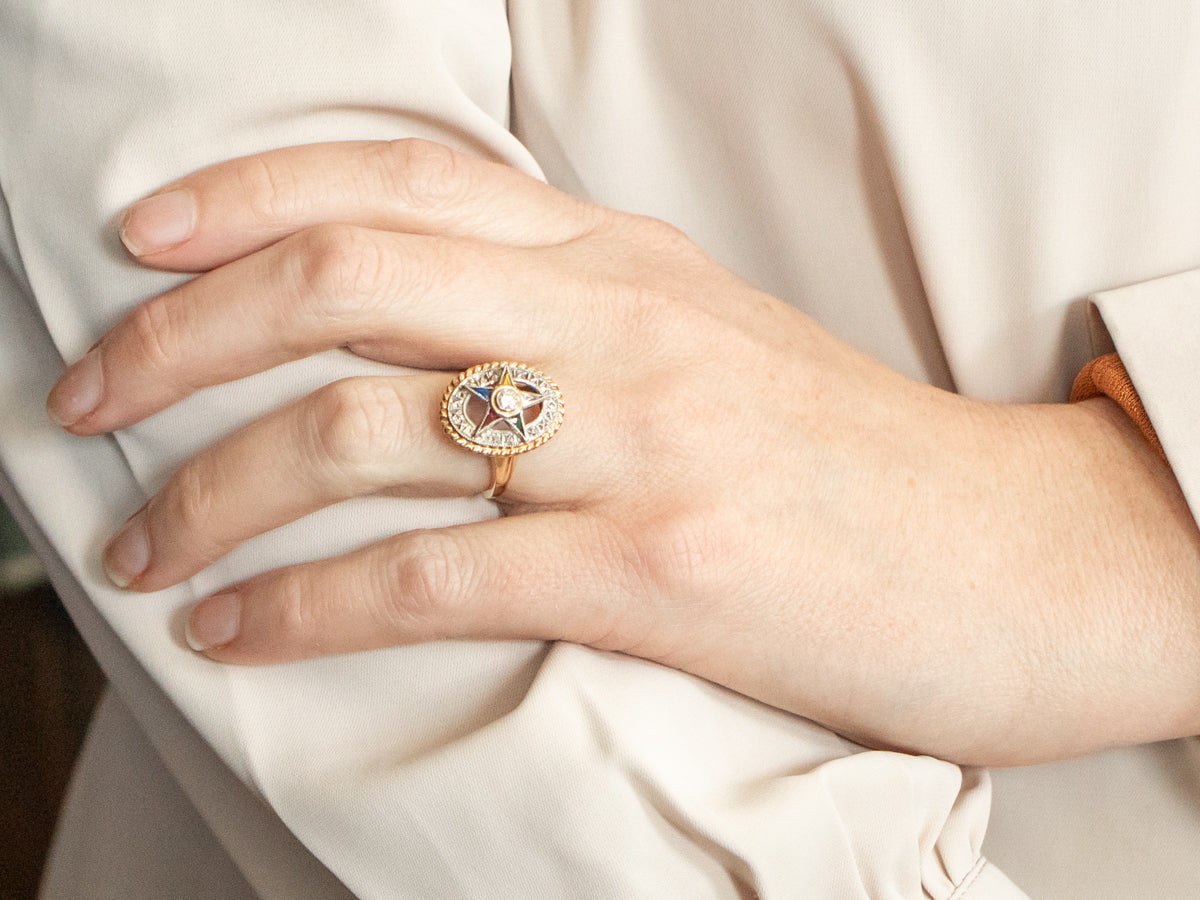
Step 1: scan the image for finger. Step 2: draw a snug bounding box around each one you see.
[49,225,582,435]
[119,139,600,271]
[183,512,647,665]
[101,374,495,592]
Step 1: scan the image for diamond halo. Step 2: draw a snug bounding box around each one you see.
[441,362,564,457]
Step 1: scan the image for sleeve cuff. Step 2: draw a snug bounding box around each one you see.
[1086,267,1200,519]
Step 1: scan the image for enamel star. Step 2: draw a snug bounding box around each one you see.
[441,362,564,456]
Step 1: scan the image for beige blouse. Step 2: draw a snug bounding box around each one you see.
[3,2,1200,898]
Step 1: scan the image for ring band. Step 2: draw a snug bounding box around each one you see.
[441,362,565,498]
[486,456,516,499]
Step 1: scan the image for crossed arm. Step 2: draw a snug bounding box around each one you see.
[47,139,1200,766]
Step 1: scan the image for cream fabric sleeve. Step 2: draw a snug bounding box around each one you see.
[0,2,1018,898]
[1089,270,1200,518]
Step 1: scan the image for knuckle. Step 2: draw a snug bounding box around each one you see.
[623,212,705,262]
[384,532,469,630]
[623,283,700,345]
[163,462,218,539]
[306,378,405,484]
[627,509,733,598]
[650,365,707,419]
[265,567,318,644]
[238,154,305,227]
[295,223,389,316]
[127,298,185,373]
[595,276,713,359]
[589,215,715,338]
[378,138,470,211]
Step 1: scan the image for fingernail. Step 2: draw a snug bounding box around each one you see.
[47,349,103,427]
[120,189,196,256]
[186,591,241,652]
[103,509,151,588]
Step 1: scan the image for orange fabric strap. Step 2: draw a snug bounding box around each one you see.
[1070,353,1165,461]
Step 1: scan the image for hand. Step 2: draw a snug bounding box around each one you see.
[48,140,1200,764]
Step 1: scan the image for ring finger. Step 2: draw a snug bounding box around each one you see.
[103,368,586,592]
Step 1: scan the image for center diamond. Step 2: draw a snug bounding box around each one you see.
[492,385,522,415]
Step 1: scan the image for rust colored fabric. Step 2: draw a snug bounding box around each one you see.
[1071,353,1166,461]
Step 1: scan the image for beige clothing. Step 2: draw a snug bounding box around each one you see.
[2,1,1200,897]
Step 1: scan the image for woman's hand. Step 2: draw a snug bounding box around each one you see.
[47,140,1200,764]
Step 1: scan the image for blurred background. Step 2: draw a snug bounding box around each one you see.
[1,500,104,897]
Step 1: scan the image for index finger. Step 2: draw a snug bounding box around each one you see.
[47,226,578,435]
[119,139,599,271]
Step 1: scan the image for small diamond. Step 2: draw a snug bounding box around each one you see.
[492,385,521,415]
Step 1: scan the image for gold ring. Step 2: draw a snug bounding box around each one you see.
[441,362,565,499]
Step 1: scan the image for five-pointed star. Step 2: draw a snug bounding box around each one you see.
[465,366,547,440]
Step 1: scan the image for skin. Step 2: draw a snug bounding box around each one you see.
[46,139,1200,766]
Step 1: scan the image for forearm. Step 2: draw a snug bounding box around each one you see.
[863,392,1200,765]
[1008,396,1200,756]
